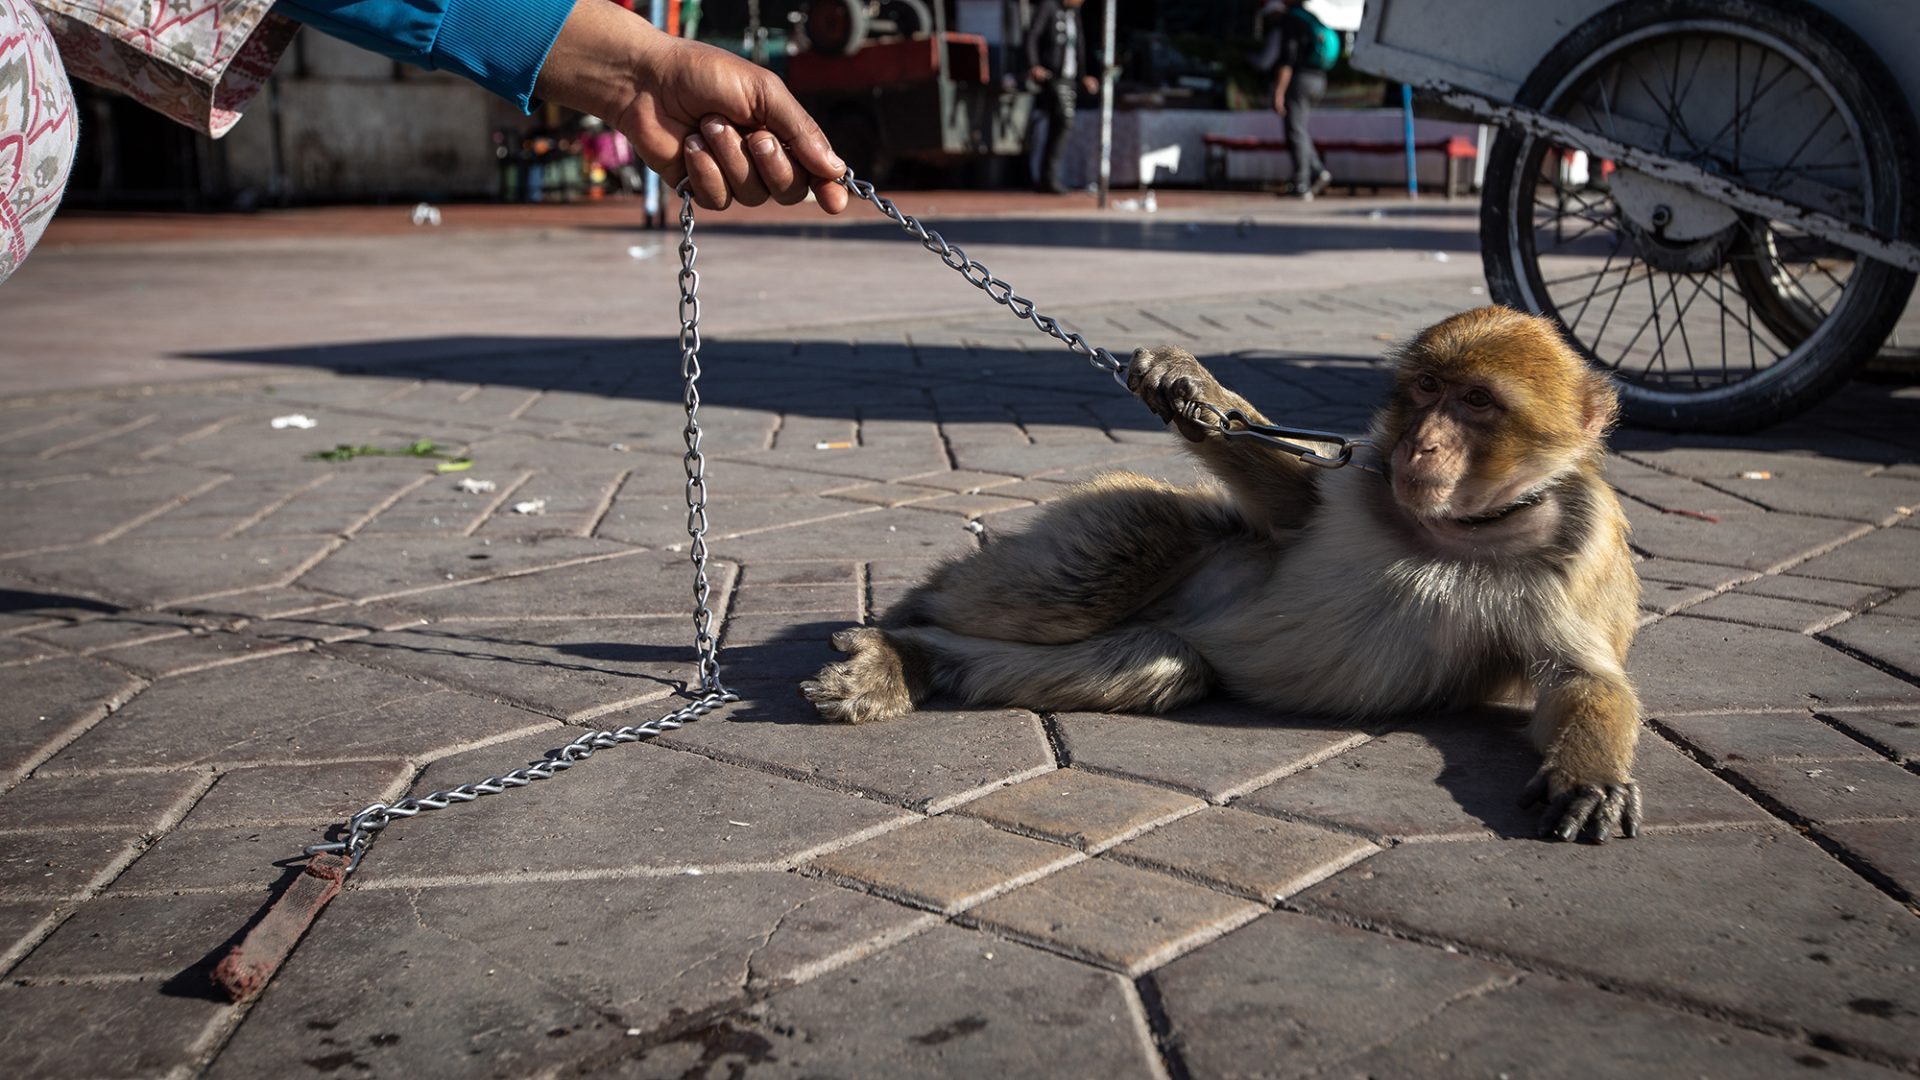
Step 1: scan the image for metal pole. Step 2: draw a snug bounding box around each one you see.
[1401,82,1418,200]
[1097,0,1115,208]
[643,0,667,226]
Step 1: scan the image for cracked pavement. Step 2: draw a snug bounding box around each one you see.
[1,193,1918,1078]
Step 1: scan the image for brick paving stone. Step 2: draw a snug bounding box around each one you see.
[0,655,143,782]
[164,585,344,622]
[1793,527,1920,588]
[186,760,414,827]
[0,636,57,664]
[715,613,845,685]
[807,815,1079,913]
[12,888,267,979]
[729,582,861,616]
[0,900,56,969]
[296,534,630,601]
[1293,830,1920,1064]
[1686,591,1849,632]
[3,536,338,609]
[326,616,693,720]
[45,653,554,771]
[1151,910,1515,1079]
[1108,807,1377,902]
[105,823,331,894]
[1712,469,1920,524]
[714,506,978,563]
[951,768,1203,851]
[206,887,606,1080]
[0,982,232,1080]
[23,611,202,653]
[1052,700,1370,801]
[1336,975,1907,1079]
[1739,574,1893,610]
[92,628,306,678]
[1621,505,1868,573]
[1819,820,1920,901]
[1827,709,1920,761]
[1635,556,1756,590]
[1239,713,1765,840]
[825,483,946,508]
[0,771,204,832]
[1724,758,1920,823]
[1631,616,1920,714]
[367,731,909,880]
[618,924,1161,1080]
[235,602,426,646]
[742,561,859,586]
[0,465,225,553]
[0,829,145,899]
[656,698,1051,813]
[1655,712,1885,764]
[895,470,1023,493]
[1638,577,1716,614]
[1824,613,1920,678]
[382,551,727,621]
[963,858,1260,974]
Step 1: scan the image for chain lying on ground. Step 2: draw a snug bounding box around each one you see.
[305,185,736,873]
[305,172,1383,875]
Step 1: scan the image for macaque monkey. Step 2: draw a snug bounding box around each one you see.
[803,307,1643,842]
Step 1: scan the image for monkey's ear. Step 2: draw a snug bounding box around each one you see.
[1580,374,1620,441]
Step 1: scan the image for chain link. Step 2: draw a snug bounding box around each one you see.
[305,181,735,873]
[834,173,1128,387]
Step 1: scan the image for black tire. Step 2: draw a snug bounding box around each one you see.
[806,0,869,57]
[1479,0,1918,432]
[877,0,932,37]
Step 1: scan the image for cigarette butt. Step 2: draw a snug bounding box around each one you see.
[1738,471,1772,480]
[815,441,854,450]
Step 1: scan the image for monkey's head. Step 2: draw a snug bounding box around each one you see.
[1378,306,1617,546]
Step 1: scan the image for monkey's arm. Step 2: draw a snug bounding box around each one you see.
[1522,655,1642,843]
[1127,347,1318,531]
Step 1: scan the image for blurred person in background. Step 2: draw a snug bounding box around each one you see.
[1024,0,1101,194]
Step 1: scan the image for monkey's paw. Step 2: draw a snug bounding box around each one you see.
[1126,346,1222,442]
[1520,768,1643,843]
[800,628,914,724]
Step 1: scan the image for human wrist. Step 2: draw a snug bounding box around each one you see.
[535,0,662,121]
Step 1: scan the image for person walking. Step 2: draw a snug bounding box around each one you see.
[1024,0,1101,194]
[1254,0,1337,199]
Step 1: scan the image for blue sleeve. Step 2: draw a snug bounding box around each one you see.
[275,0,580,113]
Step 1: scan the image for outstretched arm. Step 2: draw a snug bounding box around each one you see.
[1126,346,1318,531]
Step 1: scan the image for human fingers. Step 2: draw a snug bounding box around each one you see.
[810,175,850,215]
[746,131,810,205]
[750,72,846,188]
[698,115,770,206]
[682,133,731,211]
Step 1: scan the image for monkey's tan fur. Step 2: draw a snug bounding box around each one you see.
[804,307,1645,841]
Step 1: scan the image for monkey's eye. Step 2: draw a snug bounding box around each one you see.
[1416,374,1442,394]
[1463,388,1496,409]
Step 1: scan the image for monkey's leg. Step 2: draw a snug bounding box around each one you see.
[1127,346,1320,532]
[803,623,1213,721]
[1521,668,1643,843]
[884,474,1237,645]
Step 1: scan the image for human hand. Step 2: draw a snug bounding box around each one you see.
[536,0,848,213]
[1029,65,1052,84]
[1081,75,1100,95]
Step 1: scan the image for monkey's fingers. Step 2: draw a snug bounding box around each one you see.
[829,628,863,653]
[1586,784,1631,844]
[1621,783,1644,838]
[1554,786,1606,842]
[1519,771,1549,808]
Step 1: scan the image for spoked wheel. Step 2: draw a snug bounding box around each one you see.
[1480,0,1917,431]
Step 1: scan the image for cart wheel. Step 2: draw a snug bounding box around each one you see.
[1479,0,1918,431]
[806,0,870,57]
[877,0,932,37]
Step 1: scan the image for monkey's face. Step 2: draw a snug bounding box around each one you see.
[1380,308,1615,549]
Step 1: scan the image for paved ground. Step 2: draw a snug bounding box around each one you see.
[1,191,1917,1079]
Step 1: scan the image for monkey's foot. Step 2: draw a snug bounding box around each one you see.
[1521,769,1642,843]
[800,628,915,724]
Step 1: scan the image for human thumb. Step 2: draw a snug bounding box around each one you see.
[757,80,846,181]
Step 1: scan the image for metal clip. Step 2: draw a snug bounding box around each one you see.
[1183,402,1386,475]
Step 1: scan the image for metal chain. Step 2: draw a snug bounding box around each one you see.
[305,182,736,873]
[304,173,1383,874]
[832,171,1383,473]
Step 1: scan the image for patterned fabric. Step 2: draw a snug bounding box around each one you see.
[32,0,296,137]
[1,0,77,283]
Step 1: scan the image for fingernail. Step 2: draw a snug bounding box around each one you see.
[685,133,706,153]
[825,147,846,172]
[751,136,777,156]
[704,118,726,137]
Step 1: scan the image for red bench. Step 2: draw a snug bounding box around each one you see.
[1202,133,1479,197]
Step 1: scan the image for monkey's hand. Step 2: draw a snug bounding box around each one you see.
[1521,767,1642,843]
[1127,346,1227,443]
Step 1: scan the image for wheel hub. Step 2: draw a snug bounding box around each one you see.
[1611,168,1740,273]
